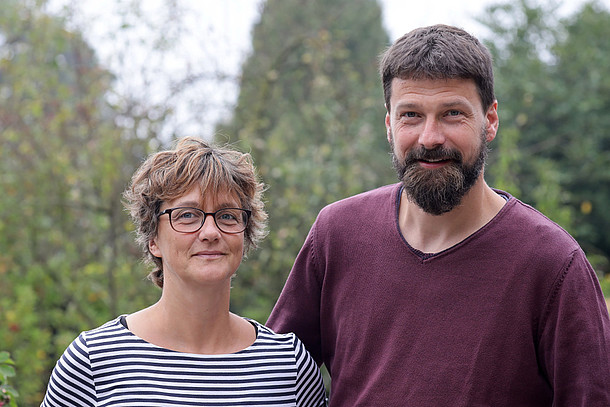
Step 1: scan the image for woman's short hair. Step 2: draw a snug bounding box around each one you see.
[379,24,495,112]
[123,137,267,288]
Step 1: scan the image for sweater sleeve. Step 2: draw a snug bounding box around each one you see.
[538,249,610,406]
[267,220,324,365]
[40,333,96,407]
[293,335,328,407]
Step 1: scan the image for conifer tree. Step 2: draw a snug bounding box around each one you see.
[217,0,395,319]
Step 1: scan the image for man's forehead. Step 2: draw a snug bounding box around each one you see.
[389,77,482,109]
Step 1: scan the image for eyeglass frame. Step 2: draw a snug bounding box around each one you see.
[158,206,251,234]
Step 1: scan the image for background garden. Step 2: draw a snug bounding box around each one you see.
[1,0,610,404]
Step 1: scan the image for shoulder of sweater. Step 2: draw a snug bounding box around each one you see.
[320,183,399,216]
[500,196,581,253]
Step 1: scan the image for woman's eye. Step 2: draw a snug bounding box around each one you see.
[219,212,237,221]
[174,210,199,220]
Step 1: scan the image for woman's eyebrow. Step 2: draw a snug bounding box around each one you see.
[171,200,240,209]
[171,200,201,208]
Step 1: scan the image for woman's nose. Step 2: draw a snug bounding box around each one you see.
[197,214,221,239]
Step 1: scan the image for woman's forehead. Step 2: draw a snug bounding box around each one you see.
[166,185,241,208]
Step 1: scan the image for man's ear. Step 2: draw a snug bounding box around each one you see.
[485,101,499,142]
[385,111,392,144]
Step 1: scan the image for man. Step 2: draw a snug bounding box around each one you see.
[267,25,610,406]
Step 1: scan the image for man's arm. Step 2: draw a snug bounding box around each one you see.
[267,222,324,365]
[538,249,610,406]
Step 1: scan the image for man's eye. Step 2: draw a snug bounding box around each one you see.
[447,110,462,116]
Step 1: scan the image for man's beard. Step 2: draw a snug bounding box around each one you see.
[391,129,489,216]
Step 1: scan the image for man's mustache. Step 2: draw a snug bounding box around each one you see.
[404,146,463,164]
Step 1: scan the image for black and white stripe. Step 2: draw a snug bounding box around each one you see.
[41,317,327,406]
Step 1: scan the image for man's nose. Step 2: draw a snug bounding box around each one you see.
[418,119,445,149]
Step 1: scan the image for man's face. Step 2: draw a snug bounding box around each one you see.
[385,77,498,215]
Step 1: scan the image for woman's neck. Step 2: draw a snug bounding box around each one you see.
[126,283,255,354]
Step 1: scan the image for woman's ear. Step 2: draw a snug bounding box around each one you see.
[149,238,161,258]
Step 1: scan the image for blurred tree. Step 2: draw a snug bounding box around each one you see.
[0,1,160,404]
[1,0,256,403]
[550,2,610,271]
[1,0,252,402]
[482,0,610,273]
[217,0,395,320]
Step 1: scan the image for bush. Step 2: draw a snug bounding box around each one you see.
[0,351,18,407]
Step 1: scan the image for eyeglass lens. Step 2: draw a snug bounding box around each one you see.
[169,207,248,233]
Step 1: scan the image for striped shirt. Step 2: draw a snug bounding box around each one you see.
[41,317,327,407]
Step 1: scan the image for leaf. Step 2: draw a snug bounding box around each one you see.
[0,384,19,396]
[0,365,16,378]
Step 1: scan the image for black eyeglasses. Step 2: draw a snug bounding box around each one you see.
[158,207,251,234]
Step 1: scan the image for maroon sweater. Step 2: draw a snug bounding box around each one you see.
[267,183,610,406]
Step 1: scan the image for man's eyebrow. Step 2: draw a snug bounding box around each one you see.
[440,101,469,108]
[393,100,469,110]
[394,102,420,110]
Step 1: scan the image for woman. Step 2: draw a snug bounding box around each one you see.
[41,137,327,406]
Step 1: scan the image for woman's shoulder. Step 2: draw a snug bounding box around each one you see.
[82,315,127,337]
[246,319,318,369]
[247,319,298,346]
[72,315,133,351]
[53,317,129,374]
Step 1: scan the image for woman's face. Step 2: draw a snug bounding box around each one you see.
[149,185,245,289]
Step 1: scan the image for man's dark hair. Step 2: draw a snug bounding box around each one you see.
[380,24,495,112]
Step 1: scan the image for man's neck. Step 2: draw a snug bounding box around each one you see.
[398,180,506,254]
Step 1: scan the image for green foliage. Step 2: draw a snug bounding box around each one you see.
[2,0,609,404]
[600,275,610,299]
[482,0,610,273]
[217,0,395,320]
[0,1,160,404]
[0,351,19,407]
[551,2,610,269]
